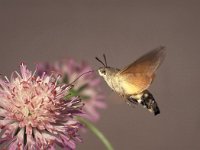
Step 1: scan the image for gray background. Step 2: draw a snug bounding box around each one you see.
[0,0,200,150]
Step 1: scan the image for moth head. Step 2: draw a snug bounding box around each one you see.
[98,67,107,77]
[96,54,108,77]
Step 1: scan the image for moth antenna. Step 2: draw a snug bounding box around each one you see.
[95,57,106,67]
[103,54,107,67]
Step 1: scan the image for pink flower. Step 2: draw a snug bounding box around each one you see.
[37,59,106,122]
[0,64,83,150]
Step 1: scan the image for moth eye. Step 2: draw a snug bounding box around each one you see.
[101,70,106,75]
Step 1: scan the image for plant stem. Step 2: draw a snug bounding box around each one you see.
[78,118,114,150]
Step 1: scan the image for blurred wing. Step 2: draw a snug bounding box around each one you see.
[119,73,153,94]
[118,46,166,94]
[118,46,166,76]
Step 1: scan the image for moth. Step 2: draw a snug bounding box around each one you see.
[96,46,166,115]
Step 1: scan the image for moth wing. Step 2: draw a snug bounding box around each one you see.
[118,73,153,94]
[117,46,165,94]
[118,46,166,76]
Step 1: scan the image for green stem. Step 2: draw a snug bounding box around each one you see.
[78,118,114,150]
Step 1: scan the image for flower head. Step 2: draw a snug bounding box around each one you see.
[37,59,106,122]
[0,64,83,150]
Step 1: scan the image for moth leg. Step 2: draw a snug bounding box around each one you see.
[125,100,132,106]
[128,97,138,105]
[126,96,138,108]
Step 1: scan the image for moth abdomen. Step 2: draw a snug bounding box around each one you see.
[128,90,160,115]
[141,91,160,115]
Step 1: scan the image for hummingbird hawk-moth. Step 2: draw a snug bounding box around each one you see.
[96,46,166,115]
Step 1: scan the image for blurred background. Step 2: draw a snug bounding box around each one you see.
[0,0,200,150]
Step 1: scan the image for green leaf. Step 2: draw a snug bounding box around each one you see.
[77,84,89,93]
[65,89,79,99]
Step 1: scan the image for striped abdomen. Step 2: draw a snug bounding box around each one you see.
[128,90,160,115]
